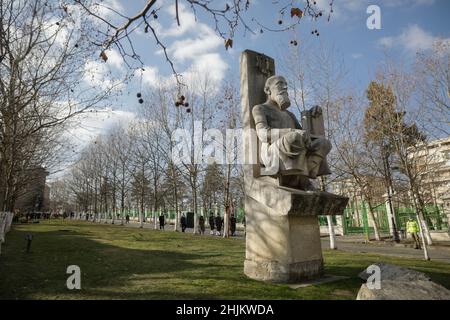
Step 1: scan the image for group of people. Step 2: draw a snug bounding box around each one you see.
[178,212,238,236]
[207,213,237,236]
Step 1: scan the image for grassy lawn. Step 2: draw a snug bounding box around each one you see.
[1,220,449,300]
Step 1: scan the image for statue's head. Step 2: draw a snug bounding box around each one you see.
[264,75,291,110]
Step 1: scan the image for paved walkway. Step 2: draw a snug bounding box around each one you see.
[321,238,450,263]
[75,218,450,264]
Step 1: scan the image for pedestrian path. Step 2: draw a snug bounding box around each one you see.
[84,218,246,238]
[321,238,450,263]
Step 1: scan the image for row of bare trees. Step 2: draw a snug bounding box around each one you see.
[51,74,244,232]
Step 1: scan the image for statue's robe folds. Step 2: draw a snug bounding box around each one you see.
[252,103,331,177]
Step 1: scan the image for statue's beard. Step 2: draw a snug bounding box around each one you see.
[274,93,291,110]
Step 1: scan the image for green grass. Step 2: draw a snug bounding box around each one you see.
[1,220,449,300]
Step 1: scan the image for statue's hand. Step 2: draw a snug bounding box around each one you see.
[293,129,311,149]
[310,105,323,117]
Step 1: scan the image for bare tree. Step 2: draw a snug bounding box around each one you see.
[331,94,383,241]
[0,0,120,211]
[415,40,450,136]
[280,42,348,247]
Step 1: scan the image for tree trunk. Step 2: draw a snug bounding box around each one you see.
[171,163,179,232]
[412,186,433,245]
[320,177,337,249]
[367,205,381,241]
[140,195,144,228]
[193,184,198,234]
[326,216,336,249]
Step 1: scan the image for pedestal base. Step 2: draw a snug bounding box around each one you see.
[243,179,348,283]
[244,258,324,283]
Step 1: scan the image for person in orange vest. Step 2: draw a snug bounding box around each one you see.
[406,216,421,249]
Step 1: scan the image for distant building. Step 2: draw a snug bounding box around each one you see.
[409,136,450,208]
[330,175,386,207]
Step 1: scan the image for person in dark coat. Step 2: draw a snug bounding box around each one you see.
[230,214,237,236]
[209,214,215,235]
[215,214,223,236]
[159,213,165,230]
[180,214,187,232]
[125,214,130,224]
[199,215,205,234]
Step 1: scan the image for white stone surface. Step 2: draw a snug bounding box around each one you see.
[359,263,430,282]
[357,280,450,300]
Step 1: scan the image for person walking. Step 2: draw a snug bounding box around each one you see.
[159,213,165,230]
[209,213,215,235]
[230,214,237,236]
[215,214,223,236]
[407,216,421,249]
[125,214,130,224]
[199,215,205,235]
[180,213,187,233]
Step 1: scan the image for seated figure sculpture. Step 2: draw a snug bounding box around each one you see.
[252,75,331,190]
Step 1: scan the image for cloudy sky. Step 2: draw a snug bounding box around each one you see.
[58,0,449,177]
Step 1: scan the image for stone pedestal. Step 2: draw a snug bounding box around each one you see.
[244,178,348,282]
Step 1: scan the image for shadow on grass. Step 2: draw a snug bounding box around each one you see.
[0,228,231,299]
[2,222,450,300]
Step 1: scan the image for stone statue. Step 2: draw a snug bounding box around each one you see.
[240,50,348,283]
[252,75,331,189]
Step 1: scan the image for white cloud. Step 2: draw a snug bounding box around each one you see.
[138,66,176,88]
[378,36,395,48]
[83,51,125,90]
[65,108,136,150]
[378,24,449,52]
[159,3,199,38]
[105,49,125,70]
[145,2,228,89]
[184,53,229,86]
[169,28,223,63]
[398,25,437,51]
[139,52,229,91]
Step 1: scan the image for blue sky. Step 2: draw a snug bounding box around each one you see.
[129,0,449,82]
[62,0,450,170]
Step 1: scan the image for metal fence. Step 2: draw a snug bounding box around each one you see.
[318,202,448,236]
